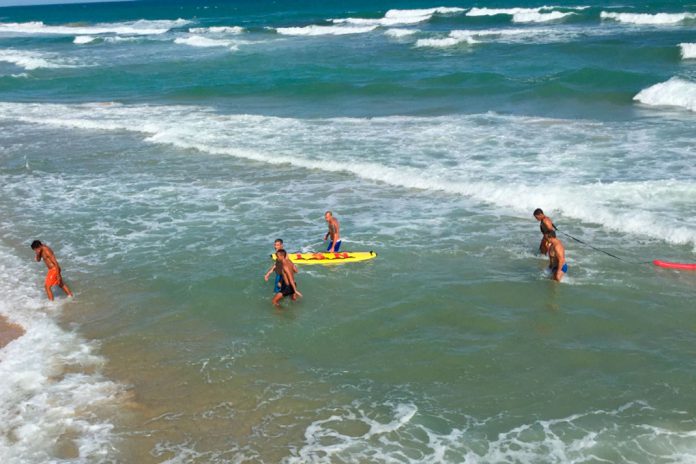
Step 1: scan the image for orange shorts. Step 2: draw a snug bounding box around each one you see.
[45,268,61,287]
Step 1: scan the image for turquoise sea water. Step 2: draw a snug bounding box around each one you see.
[0,1,695,462]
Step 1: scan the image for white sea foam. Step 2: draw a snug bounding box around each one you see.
[634,77,696,112]
[0,49,80,70]
[415,32,478,48]
[283,401,696,463]
[415,28,558,48]
[188,26,244,34]
[384,28,419,38]
[600,11,696,25]
[680,43,696,59]
[0,102,693,247]
[334,7,465,27]
[467,7,576,23]
[174,35,239,50]
[275,25,378,36]
[73,35,96,44]
[0,243,124,463]
[0,18,190,36]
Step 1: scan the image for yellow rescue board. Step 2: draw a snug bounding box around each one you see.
[271,251,377,265]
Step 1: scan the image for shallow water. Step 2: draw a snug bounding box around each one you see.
[0,1,695,462]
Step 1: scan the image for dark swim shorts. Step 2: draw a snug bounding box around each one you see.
[280,282,295,297]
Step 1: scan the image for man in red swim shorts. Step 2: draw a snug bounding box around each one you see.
[31,240,73,301]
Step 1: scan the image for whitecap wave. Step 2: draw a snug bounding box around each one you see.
[0,49,80,70]
[0,102,693,247]
[634,77,696,112]
[0,18,190,36]
[415,32,478,48]
[188,26,244,34]
[680,43,696,59]
[467,7,576,23]
[384,28,419,38]
[600,11,696,25]
[174,35,239,49]
[73,35,96,44]
[333,7,465,27]
[275,25,377,36]
[0,243,124,463]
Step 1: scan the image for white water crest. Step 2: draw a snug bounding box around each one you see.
[0,243,124,464]
[174,35,240,49]
[600,11,696,25]
[333,7,465,27]
[188,26,244,34]
[0,49,80,70]
[466,7,577,23]
[0,102,693,247]
[384,28,420,38]
[0,18,190,36]
[680,43,696,59]
[634,77,696,112]
[275,25,378,36]
[73,35,96,44]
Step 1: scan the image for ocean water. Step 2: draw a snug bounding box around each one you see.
[0,0,695,462]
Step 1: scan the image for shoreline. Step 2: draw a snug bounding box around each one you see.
[0,314,25,349]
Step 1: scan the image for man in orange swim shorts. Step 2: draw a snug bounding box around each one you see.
[31,240,73,301]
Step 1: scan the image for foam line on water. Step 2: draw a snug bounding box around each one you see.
[275,25,378,36]
[0,102,693,248]
[634,77,696,112]
[415,28,567,48]
[0,48,81,70]
[0,243,124,463]
[188,26,244,34]
[600,11,696,25]
[0,18,190,36]
[283,400,696,463]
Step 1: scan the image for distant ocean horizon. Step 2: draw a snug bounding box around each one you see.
[1,1,694,462]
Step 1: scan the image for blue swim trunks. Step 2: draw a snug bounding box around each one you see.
[327,240,342,252]
[551,263,568,274]
[274,273,281,293]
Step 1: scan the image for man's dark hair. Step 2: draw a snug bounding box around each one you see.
[277,249,287,257]
[31,240,42,249]
[275,238,283,244]
[533,208,544,216]
[547,230,556,238]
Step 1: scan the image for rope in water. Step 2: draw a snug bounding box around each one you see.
[554,227,653,265]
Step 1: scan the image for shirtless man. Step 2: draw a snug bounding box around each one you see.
[272,250,302,307]
[323,211,341,252]
[546,231,568,282]
[31,240,73,301]
[533,208,556,255]
[264,239,298,293]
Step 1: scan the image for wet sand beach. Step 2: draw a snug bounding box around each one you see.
[0,314,25,349]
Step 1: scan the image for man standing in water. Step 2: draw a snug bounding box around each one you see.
[323,211,341,252]
[546,231,568,282]
[533,208,556,255]
[31,240,73,301]
[264,238,297,293]
[272,250,302,307]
